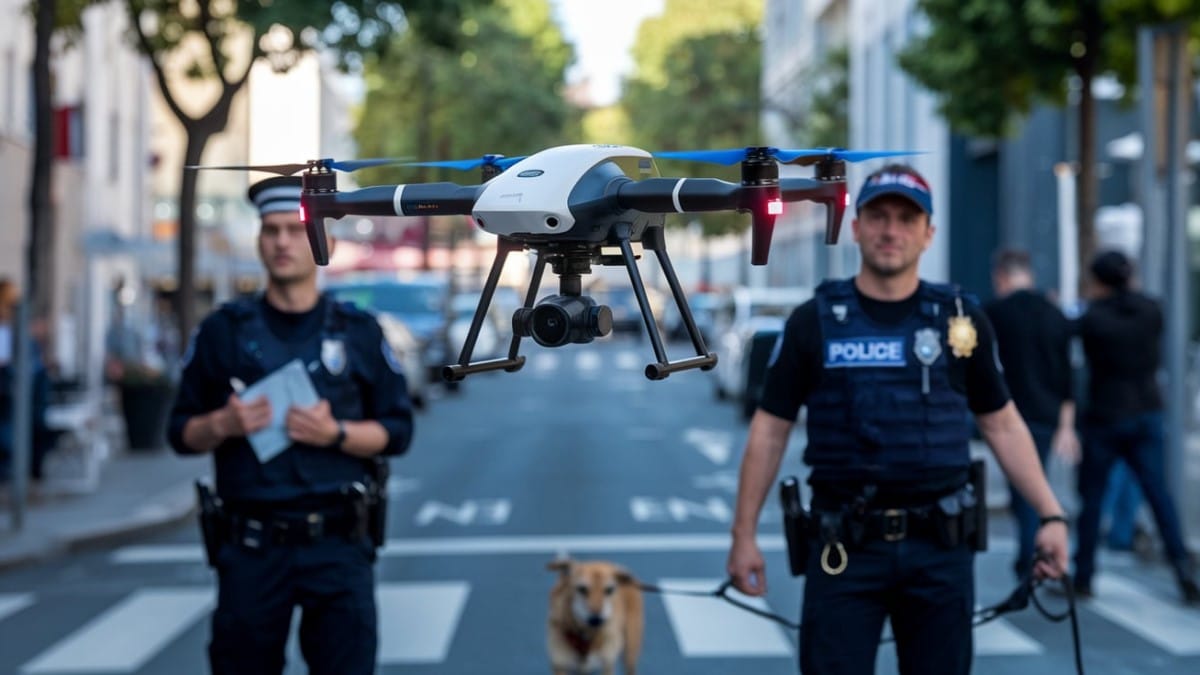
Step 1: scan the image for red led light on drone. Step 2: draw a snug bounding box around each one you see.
[843,192,850,207]
[767,199,783,215]
[299,202,307,220]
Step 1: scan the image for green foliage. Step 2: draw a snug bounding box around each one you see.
[620,0,763,236]
[897,0,1200,138]
[353,0,579,185]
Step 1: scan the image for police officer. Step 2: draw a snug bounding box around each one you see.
[168,176,414,674]
[726,165,1069,674]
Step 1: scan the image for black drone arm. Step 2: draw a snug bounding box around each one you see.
[301,182,482,265]
[614,176,848,263]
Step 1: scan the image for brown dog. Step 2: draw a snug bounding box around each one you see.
[546,558,644,675]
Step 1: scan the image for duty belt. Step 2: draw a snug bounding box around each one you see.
[226,508,360,548]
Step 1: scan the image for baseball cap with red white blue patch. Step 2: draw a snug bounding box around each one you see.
[855,165,933,215]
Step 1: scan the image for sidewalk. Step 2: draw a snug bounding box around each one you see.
[0,446,209,572]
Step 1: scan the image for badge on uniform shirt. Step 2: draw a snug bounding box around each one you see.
[947,316,977,358]
[913,327,941,366]
[321,338,347,375]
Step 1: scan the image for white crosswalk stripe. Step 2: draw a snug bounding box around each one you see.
[973,618,1043,655]
[658,577,793,657]
[20,588,213,673]
[377,581,470,663]
[0,593,35,622]
[1088,573,1200,655]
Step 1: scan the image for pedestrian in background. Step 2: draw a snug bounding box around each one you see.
[726,165,1069,674]
[168,176,415,673]
[1073,249,1199,605]
[985,248,1079,580]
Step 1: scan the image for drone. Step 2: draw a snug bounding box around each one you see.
[196,144,914,381]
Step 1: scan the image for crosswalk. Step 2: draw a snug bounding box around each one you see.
[3,569,1199,672]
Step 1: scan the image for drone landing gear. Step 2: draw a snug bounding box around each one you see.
[442,237,530,382]
[442,227,717,383]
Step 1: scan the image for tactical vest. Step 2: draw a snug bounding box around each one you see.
[214,295,372,502]
[804,279,971,472]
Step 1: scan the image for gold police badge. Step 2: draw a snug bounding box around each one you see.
[947,315,977,358]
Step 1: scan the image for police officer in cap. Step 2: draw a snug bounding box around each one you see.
[726,164,1069,674]
[168,175,414,674]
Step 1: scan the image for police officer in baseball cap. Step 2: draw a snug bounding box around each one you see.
[726,164,1070,673]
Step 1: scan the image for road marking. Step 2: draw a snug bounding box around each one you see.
[658,578,793,657]
[387,475,421,497]
[377,582,470,663]
[683,428,732,465]
[630,496,732,523]
[20,588,213,673]
[0,593,35,622]
[112,533,787,564]
[973,617,1043,655]
[532,352,559,374]
[575,351,602,377]
[692,470,739,492]
[1088,573,1200,655]
[414,499,511,526]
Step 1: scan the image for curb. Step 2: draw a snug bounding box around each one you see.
[0,485,197,574]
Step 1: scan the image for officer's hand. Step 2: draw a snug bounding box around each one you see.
[286,399,339,447]
[216,393,272,438]
[1033,520,1070,580]
[727,534,767,596]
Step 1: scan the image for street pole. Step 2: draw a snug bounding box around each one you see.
[1054,163,1079,312]
[1138,24,1191,503]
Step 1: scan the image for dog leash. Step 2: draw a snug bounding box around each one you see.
[637,565,1084,675]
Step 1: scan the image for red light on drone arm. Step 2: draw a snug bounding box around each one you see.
[767,199,783,215]
[299,202,307,220]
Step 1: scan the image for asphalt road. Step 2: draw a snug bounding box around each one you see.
[1,337,1198,673]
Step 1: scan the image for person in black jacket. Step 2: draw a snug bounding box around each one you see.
[169,176,415,673]
[985,249,1079,580]
[1074,249,1199,605]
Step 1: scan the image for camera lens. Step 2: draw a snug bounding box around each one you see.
[529,303,571,347]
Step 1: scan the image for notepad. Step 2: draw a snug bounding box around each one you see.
[240,359,320,463]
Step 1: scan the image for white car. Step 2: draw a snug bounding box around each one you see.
[712,286,812,419]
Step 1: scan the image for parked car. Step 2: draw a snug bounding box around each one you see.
[448,290,510,361]
[712,286,812,420]
[589,285,666,338]
[325,275,453,398]
[662,291,721,345]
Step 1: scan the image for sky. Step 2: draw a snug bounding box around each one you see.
[551,0,666,106]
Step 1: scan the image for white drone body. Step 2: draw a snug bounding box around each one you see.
[469,144,659,238]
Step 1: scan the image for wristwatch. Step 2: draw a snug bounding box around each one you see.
[1039,514,1069,527]
[333,420,347,449]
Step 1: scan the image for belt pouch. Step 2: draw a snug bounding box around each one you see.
[195,481,227,567]
[779,476,810,576]
[968,458,987,551]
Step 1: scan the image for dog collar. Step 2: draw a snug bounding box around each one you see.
[564,627,594,659]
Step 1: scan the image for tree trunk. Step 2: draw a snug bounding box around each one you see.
[175,127,214,350]
[29,0,54,321]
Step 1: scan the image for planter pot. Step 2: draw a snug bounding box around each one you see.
[119,382,175,451]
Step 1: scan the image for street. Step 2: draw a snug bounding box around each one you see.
[1,337,1198,674]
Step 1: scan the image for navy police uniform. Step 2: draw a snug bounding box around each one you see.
[760,278,1010,674]
[168,293,413,674]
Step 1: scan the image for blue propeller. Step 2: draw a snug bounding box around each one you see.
[652,147,922,166]
[186,157,411,175]
[402,154,526,171]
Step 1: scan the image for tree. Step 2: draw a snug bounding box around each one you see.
[124,0,485,347]
[352,0,578,267]
[897,0,1200,284]
[26,0,97,320]
[621,0,763,237]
